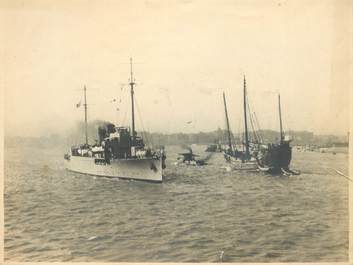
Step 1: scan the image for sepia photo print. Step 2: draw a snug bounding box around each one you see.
[1,0,352,263]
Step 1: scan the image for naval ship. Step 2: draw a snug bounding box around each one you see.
[64,58,166,182]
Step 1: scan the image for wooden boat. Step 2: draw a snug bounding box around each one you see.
[222,77,257,170]
[254,94,300,175]
[176,147,211,166]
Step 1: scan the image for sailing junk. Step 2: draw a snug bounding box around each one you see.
[255,95,299,175]
[222,77,255,165]
[256,137,293,174]
[64,58,166,182]
[222,76,299,175]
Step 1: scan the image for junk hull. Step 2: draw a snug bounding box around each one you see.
[65,156,163,182]
[255,142,292,174]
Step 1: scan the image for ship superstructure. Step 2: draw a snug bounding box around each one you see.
[64,58,166,182]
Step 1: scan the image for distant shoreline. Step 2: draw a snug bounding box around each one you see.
[4,129,349,150]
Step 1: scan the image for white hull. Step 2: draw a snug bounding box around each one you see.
[65,156,163,182]
[226,156,258,170]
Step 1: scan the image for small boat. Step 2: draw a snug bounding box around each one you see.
[205,142,223,152]
[64,58,166,182]
[177,147,209,166]
[205,144,218,152]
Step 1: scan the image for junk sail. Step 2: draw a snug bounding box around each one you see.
[64,58,166,182]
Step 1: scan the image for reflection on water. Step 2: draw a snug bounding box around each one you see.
[4,144,348,262]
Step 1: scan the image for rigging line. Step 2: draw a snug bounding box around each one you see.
[134,96,153,147]
[245,93,259,143]
[252,112,262,143]
[134,97,147,141]
[251,117,260,143]
[252,112,260,141]
[246,101,255,138]
[121,109,128,127]
[330,168,353,182]
[108,98,120,125]
[114,85,125,125]
[246,93,262,142]
[247,97,261,143]
[278,94,288,137]
[283,111,291,137]
[120,83,130,127]
[245,93,257,143]
[245,95,252,144]
[253,111,263,143]
[237,110,244,150]
[223,107,230,147]
[249,112,260,144]
[239,110,245,152]
[250,113,259,138]
[236,115,241,146]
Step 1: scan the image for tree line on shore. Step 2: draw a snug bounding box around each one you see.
[5,120,348,149]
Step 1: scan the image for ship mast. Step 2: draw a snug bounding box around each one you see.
[129,57,136,146]
[243,76,250,158]
[278,94,284,143]
[84,85,88,145]
[223,92,233,154]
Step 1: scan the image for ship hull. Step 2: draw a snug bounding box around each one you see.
[65,156,163,182]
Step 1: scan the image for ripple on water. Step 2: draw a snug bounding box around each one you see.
[4,145,349,262]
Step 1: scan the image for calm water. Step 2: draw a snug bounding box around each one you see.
[4,144,349,262]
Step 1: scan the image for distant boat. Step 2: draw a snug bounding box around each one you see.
[205,144,218,152]
[205,141,223,152]
[64,58,166,182]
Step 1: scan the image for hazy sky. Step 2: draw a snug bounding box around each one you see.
[2,0,351,137]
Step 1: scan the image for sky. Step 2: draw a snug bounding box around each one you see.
[2,0,351,137]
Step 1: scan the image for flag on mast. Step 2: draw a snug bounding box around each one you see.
[76,101,81,108]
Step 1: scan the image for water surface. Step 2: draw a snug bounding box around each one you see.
[4,144,348,262]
